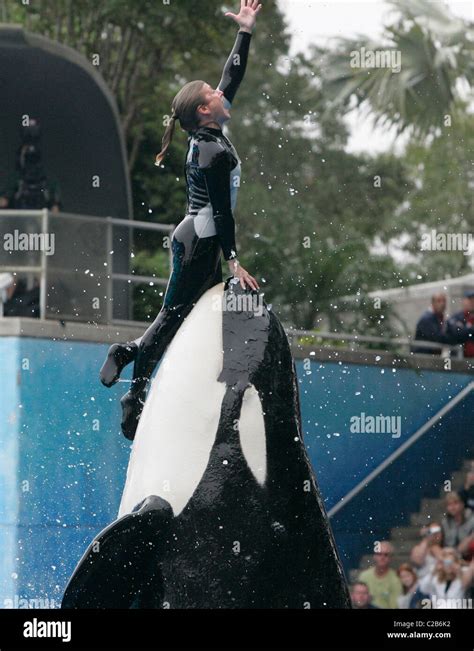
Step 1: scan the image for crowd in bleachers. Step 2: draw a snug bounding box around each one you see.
[351,463,474,609]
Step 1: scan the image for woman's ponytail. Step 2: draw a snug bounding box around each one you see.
[154,111,178,167]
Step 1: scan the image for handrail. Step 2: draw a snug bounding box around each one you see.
[0,209,174,232]
[0,211,469,350]
[112,273,168,286]
[327,381,474,518]
[0,209,174,322]
[285,326,462,356]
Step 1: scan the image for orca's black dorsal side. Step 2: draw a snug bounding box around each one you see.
[61,280,350,609]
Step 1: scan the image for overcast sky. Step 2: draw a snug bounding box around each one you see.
[277,0,474,154]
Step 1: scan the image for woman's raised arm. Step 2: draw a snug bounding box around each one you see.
[217,0,262,107]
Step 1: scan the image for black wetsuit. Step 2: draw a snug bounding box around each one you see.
[121,30,252,437]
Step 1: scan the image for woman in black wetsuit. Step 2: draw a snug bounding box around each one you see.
[100,0,262,440]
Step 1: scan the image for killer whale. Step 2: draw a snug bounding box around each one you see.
[61,279,350,608]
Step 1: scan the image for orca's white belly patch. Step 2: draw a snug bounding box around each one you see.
[239,384,266,485]
[118,283,227,518]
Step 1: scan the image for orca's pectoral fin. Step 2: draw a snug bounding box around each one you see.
[61,495,173,609]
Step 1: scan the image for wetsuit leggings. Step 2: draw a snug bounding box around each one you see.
[130,217,223,394]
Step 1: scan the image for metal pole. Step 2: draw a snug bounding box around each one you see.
[106,217,113,323]
[39,208,48,320]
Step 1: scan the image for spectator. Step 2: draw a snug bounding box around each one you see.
[358,541,402,609]
[350,581,379,609]
[412,293,461,355]
[417,547,474,607]
[410,523,444,578]
[448,291,474,358]
[459,462,474,512]
[459,533,474,562]
[396,563,429,609]
[0,118,61,212]
[441,492,474,552]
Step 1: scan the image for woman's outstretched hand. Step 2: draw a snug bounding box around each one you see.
[225,0,262,33]
[228,259,260,291]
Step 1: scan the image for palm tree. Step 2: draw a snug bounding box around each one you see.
[320,0,474,136]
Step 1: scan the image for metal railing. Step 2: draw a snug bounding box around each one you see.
[284,328,464,358]
[0,209,174,323]
[0,209,466,358]
[327,381,474,517]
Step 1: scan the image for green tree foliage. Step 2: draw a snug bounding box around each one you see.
[397,109,474,281]
[320,0,474,136]
[2,0,425,333]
